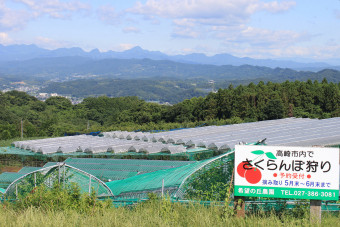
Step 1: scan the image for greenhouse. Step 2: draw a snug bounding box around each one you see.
[12,134,188,155]
[3,163,113,199]
[6,117,340,159]
[106,149,235,200]
[0,117,339,203]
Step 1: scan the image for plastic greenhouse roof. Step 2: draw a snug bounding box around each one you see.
[103,117,340,150]
[12,135,188,155]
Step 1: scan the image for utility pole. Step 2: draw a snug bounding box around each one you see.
[21,119,23,139]
[87,120,90,130]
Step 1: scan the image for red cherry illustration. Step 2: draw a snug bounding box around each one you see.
[245,167,262,184]
[307,174,311,179]
[237,161,252,178]
[273,173,277,177]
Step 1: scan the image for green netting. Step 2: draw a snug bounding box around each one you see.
[63,158,195,182]
[84,170,138,182]
[64,158,194,167]
[17,158,195,185]
[106,150,234,200]
[0,172,25,188]
[64,159,194,173]
[4,164,113,199]
[43,162,58,167]
[18,167,42,174]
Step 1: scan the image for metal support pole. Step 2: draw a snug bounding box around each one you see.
[161,179,164,197]
[89,175,92,195]
[63,164,66,188]
[310,200,321,224]
[34,173,36,187]
[58,163,60,184]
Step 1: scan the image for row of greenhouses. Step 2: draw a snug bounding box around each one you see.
[2,117,340,201]
[11,117,340,156]
[12,135,187,155]
[104,117,340,150]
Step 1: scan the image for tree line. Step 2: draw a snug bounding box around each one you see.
[0,79,339,140]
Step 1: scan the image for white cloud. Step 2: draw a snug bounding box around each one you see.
[217,26,308,47]
[127,0,297,49]
[128,0,295,25]
[97,5,120,25]
[0,32,13,44]
[35,36,74,49]
[122,26,141,33]
[0,1,33,31]
[13,0,91,19]
[172,19,202,38]
[118,43,136,51]
[0,0,91,32]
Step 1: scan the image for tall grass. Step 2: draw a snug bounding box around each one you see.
[0,200,338,227]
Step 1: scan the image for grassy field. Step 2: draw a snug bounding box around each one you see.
[0,201,338,227]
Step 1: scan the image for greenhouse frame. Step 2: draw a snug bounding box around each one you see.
[4,163,113,199]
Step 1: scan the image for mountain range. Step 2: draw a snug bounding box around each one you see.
[0,44,338,70]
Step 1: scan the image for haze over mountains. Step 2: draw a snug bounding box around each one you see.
[0,44,338,71]
[1,44,340,104]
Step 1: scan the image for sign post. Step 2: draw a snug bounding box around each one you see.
[233,196,245,218]
[310,199,321,224]
[234,145,339,220]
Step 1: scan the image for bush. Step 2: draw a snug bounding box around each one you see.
[5,183,112,213]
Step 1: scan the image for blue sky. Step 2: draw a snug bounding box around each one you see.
[0,0,339,62]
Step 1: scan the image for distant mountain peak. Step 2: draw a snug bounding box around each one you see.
[126,46,144,52]
[0,44,338,70]
[90,48,100,53]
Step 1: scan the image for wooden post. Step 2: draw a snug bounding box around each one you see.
[234,196,245,218]
[310,200,321,224]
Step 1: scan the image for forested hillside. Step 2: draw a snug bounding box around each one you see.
[39,69,340,104]
[1,56,340,80]
[40,78,207,103]
[0,79,339,140]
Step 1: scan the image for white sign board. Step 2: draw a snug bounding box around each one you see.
[234,145,339,200]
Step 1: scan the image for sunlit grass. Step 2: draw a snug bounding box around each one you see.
[0,201,338,227]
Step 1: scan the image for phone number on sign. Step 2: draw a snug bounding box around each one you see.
[280,190,336,197]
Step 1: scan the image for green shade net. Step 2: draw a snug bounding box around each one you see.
[0,172,25,189]
[18,167,42,174]
[4,164,113,199]
[63,158,195,182]
[106,151,234,200]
